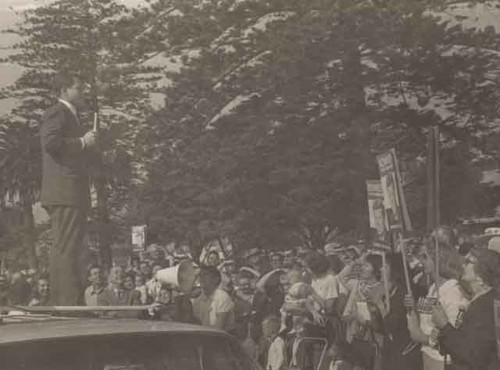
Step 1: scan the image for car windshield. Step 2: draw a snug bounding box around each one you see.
[0,333,261,370]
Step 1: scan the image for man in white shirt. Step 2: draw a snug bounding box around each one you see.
[84,265,104,306]
[192,266,235,332]
[146,263,163,301]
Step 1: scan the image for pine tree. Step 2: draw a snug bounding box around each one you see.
[136,0,500,250]
[1,0,162,264]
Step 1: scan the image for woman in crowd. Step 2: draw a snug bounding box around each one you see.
[123,271,136,291]
[134,273,149,304]
[433,248,500,370]
[306,252,344,352]
[338,253,385,370]
[306,252,339,321]
[407,232,469,370]
[28,275,50,306]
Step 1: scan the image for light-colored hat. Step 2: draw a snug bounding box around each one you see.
[483,227,500,238]
[488,236,500,253]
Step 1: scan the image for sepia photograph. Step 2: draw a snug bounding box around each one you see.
[1,1,500,369]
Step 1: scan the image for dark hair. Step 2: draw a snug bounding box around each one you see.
[200,266,221,285]
[458,241,473,256]
[306,253,330,277]
[432,226,457,248]
[124,271,135,280]
[263,314,281,327]
[386,253,405,287]
[473,249,500,289]
[130,255,140,263]
[257,255,272,274]
[87,264,101,276]
[52,72,82,95]
[271,253,284,261]
[365,254,383,281]
[426,239,464,280]
[328,255,345,275]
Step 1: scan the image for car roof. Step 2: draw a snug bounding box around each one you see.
[0,317,226,346]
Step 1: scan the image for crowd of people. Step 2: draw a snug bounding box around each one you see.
[1,227,500,370]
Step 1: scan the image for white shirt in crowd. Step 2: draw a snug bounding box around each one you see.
[311,274,339,301]
[419,279,468,363]
[135,285,148,304]
[192,288,235,331]
[267,336,286,370]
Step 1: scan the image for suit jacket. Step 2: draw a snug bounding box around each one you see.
[97,286,142,319]
[97,286,142,307]
[40,102,90,208]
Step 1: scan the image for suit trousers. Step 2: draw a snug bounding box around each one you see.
[48,206,87,305]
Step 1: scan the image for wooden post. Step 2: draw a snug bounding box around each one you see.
[399,235,415,310]
[434,233,440,300]
[381,250,391,313]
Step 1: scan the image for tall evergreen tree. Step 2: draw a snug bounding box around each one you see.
[1,0,161,264]
[136,0,500,250]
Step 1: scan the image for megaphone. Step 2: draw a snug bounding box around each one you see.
[156,260,196,292]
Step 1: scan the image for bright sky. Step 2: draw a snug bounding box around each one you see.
[0,0,146,113]
[0,0,145,12]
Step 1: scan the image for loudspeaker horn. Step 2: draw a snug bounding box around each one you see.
[156,260,196,292]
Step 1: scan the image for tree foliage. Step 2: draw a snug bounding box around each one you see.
[134,0,500,250]
[3,0,500,254]
[0,0,162,261]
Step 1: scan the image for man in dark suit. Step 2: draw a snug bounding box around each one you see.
[98,266,142,318]
[40,72,98,305]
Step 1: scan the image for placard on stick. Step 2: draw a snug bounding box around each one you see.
[131,225,147,251]
[376,149,412,232]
